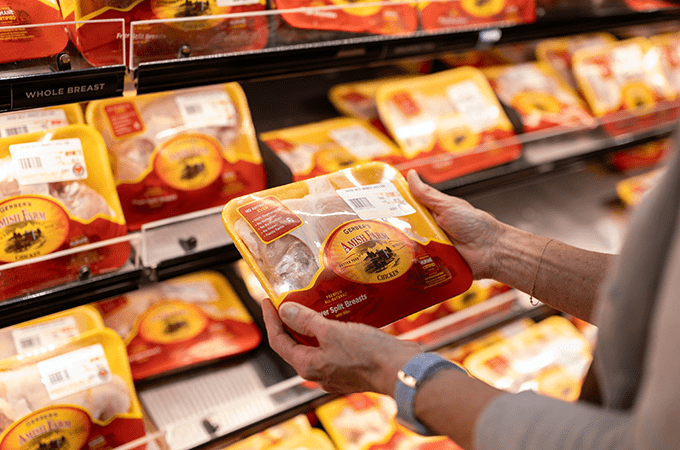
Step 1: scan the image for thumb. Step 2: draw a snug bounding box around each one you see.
[278,302,326,338]
[407,169,449,211]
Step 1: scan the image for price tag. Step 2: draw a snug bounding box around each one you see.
[446,80,499,134]
[611,43,645,81]
[37,344,113,401]
[175,91,237,128]
[0,109,69,138]
[337,183,416,220]
[9,138,87,185]
[12,316,79,354]
[329,125,392,158]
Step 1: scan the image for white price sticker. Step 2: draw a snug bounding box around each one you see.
[9,138,87,186]
[446,80,499,134]
[12,316,79,354]
[611,44,645,82]
[0,109,69,138]
[37,344,113,401]
[175,91,237,128]
[337,183,416,220]
[329,125,392,158]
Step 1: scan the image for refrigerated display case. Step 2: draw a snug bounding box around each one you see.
[0,1,678,449]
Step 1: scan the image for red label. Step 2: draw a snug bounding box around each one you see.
[265,138,294,152]
[105,103,144,137]
[341,91,370,105]
[390,91,421,117]
[238,197,303,244]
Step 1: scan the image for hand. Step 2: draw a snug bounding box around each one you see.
[407,170,505,279]
[262,299,422,396]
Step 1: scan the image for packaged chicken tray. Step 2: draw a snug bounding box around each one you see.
[418,0,535,32]
[259,117,404,184]
[86,82,266,231]
[0,0,69,64]
[60,0,268,67]
[223,162,473,345]
[0,328,145,450]
[572,37,679,137]
[94,270,262,381]
[0,124,129,301]
[375,66,522,185]
[0,305,104,361]
[316,392,462,450]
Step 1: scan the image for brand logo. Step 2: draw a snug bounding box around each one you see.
[324,220,414,284]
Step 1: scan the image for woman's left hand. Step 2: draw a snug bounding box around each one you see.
[262,299,422,395]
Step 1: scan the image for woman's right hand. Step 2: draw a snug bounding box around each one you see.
[407,170,505,280]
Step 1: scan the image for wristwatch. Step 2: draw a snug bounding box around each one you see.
[394,352,466,435]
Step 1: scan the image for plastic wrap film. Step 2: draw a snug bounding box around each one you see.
[94,270,261,381]
[0,328,145,450]
[86,82,266,231]
[223,161,472,345]
[375,67,522,184]
[0,124,129,301]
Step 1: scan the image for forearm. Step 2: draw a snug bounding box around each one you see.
[413,368,505,450]
[491,224,615,322]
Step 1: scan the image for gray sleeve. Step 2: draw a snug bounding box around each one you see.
[474,391,631,450]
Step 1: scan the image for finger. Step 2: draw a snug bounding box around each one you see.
[407,169,451,212]
[278,302,329,341]
[262,299,320,374]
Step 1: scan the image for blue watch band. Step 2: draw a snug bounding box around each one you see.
[394,352,466,436]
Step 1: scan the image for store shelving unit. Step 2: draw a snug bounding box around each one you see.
[1,2,678,449]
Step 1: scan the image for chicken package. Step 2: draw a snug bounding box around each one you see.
[0,124,129,301]
[482,62,597,134]
[0,0,69,64]
[622,0,679,11]
[223,162,473,345]
[572,37,679,137]
[316,392,463,450]
[616,165,665,207]
[0,305,104,361]
[418,0,535,32]
[259,117,404,184]
[0,103,84,139]
[650,32,680,94]
[606,136,671,171]
[438,44,533,70]
[328,76,417,137]
[375,67,522,185]
[535,32,618,92]
[0,328,145,450]
[270,0,418,35]
[94,270,261,381]
[463,315,593,402]
[86,83,266,231]
[59,0,268,67]
[221,414,312,450]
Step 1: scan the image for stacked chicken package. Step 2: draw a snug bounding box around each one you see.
[87,82,266,230]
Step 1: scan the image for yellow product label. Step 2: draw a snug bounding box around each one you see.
[461,0,505,17]
[0,196,69,262]
[328,76,415,119]
[324,220,415,284]
[138,301,208,344]
[153,134,224,190]
[0,406,91,450]
[621,81,657,111]
[268,429,336,450]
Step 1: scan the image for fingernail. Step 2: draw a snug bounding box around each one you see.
[279,303,299,321]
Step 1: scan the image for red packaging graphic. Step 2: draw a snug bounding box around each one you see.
[419,0,535,32]
[0,0,68,64]
[272,0,418,35]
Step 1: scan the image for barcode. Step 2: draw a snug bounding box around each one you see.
[19,157,42,170]
[48,369,70,385]
[184,104,203,115]
[19,337,40,350]
[3,126,29,136]
[348,197,373,210]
